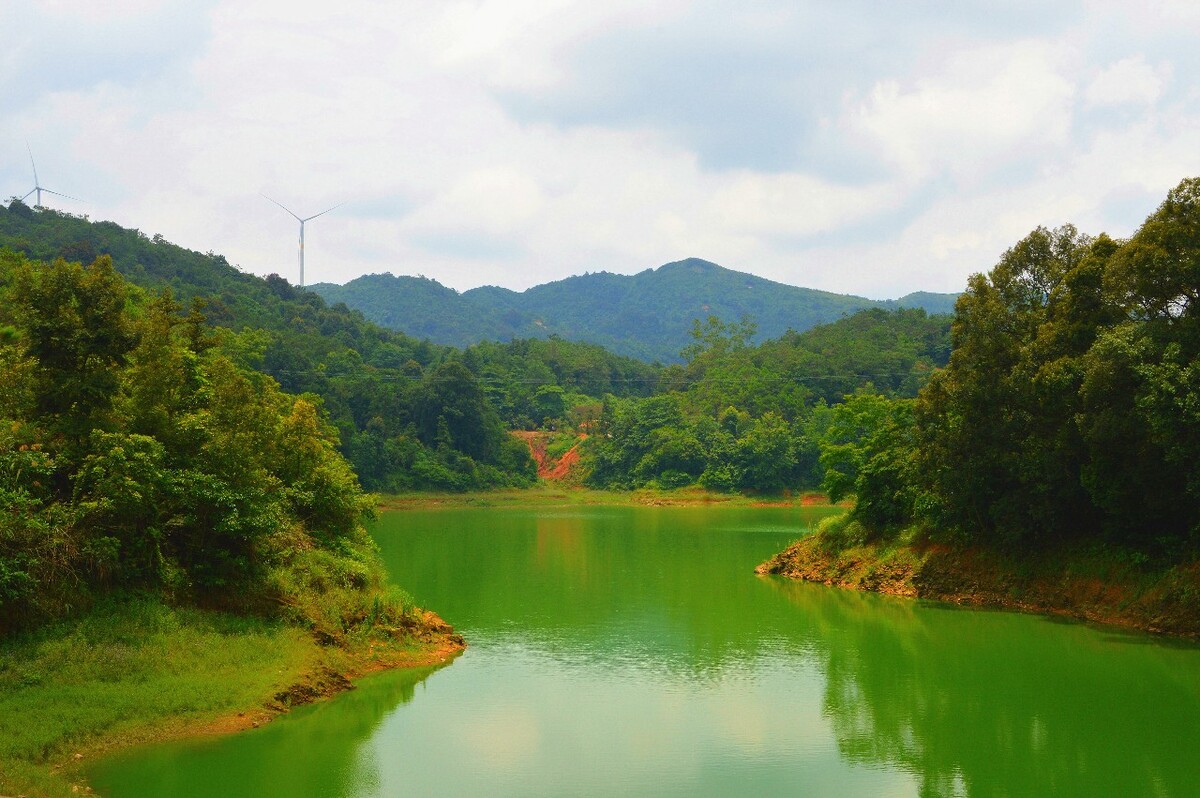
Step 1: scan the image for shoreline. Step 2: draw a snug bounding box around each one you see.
[377,484,843,511]
[150,612,466,742]
[758,534,1200,640]
[1,605,465,798]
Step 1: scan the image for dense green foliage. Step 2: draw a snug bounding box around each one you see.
[0,201,538,493]
[0,251,415,636]
[584,309,951,491]
[312,258,958,362]
[462,337,660,428]
[0,203,958,498]
[838,178,1200,557]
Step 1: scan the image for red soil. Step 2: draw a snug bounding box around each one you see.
[511,431,587,480]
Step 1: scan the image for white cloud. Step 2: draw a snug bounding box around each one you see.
[1085,57,1168,106]
[706,173,902,238]
[32,0,172,19]
[5,0,1200,303]
[405,167,547,238]
[844,40,1077,184]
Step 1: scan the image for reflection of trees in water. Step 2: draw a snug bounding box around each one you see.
[766,578,1200,798]
[375,507,1200,796]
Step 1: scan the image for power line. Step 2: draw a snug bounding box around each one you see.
[261,368,940,386]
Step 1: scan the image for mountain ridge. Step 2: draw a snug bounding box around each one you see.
[312,257,959,362]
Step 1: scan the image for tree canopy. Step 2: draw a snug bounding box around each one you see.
[0,252,390,635]
[836,177,1200,557]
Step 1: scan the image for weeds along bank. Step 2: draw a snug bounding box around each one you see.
[376,484,840,510]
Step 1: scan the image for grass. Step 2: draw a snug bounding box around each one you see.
[0,597,455,798]
[542,431,583,461]
[0,599,312,796]
[377,483,839,510]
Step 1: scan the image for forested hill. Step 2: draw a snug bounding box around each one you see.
[0,199,648,493]
[310,258,959,362]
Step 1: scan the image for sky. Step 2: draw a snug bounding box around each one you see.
[4,1,1199,298]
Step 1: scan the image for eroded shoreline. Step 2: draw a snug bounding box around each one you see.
[758,534,1200,640]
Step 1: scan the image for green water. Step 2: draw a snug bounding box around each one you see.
[90,506,1200,796]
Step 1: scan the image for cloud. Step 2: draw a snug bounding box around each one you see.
[843,40,1077,184]
[3,2,214,105]
[705,173,903,239]
[493,0,1084,174]
[1085,57,1169,107]
[5,0,1200,301]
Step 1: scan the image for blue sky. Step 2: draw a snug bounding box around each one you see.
[4,0,1199,297]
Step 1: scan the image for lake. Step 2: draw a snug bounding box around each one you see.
[90,506,1200,796]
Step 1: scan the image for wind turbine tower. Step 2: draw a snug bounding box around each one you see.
[21,143,82,208]
[262,194,342,287]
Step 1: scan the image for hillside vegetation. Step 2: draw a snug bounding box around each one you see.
[0,244,473,795]
[788,177,1200,566]
[0,202,953,500]
[0,202,543,492]
[584,308,951,491]
[311,258,958,362]
[0,250,410,636]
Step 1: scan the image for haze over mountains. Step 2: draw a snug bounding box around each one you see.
[311,258,959,362]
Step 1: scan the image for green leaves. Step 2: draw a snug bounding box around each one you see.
[1106,177,1200,321]
[10,256,137,442]
[0,251,400,631]
[892,178,1200,553]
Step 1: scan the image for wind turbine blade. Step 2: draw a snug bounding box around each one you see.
[21,189,35,202]
[261,193,302,222]
[302,202,343,222]
[42,188,84,203]
[26,141,40,187]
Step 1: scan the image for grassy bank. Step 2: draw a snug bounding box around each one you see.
[758,515,1200,639]
[0,599,463,798]
[378,483,840,510]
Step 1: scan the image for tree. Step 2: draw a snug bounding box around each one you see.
[415,361,510,465]
[681,315,757,365]
[733,412,798,492]
[10,256,137,447]
[819,392,899,505]
[913,226,1097,545]
[1105,177,1200,322]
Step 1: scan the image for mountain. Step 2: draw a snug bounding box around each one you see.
[0,201,657,491]
[311,258,959,363]
[882,291,960,316]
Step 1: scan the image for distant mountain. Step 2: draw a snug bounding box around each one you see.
[311,258,959,363]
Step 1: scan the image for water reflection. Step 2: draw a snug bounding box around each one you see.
[764,577,1200,797]
[92,507,1200,798]
[374,506,843,680]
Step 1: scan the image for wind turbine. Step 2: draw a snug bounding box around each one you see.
[262,194,342,287]
[21,143,82,208]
